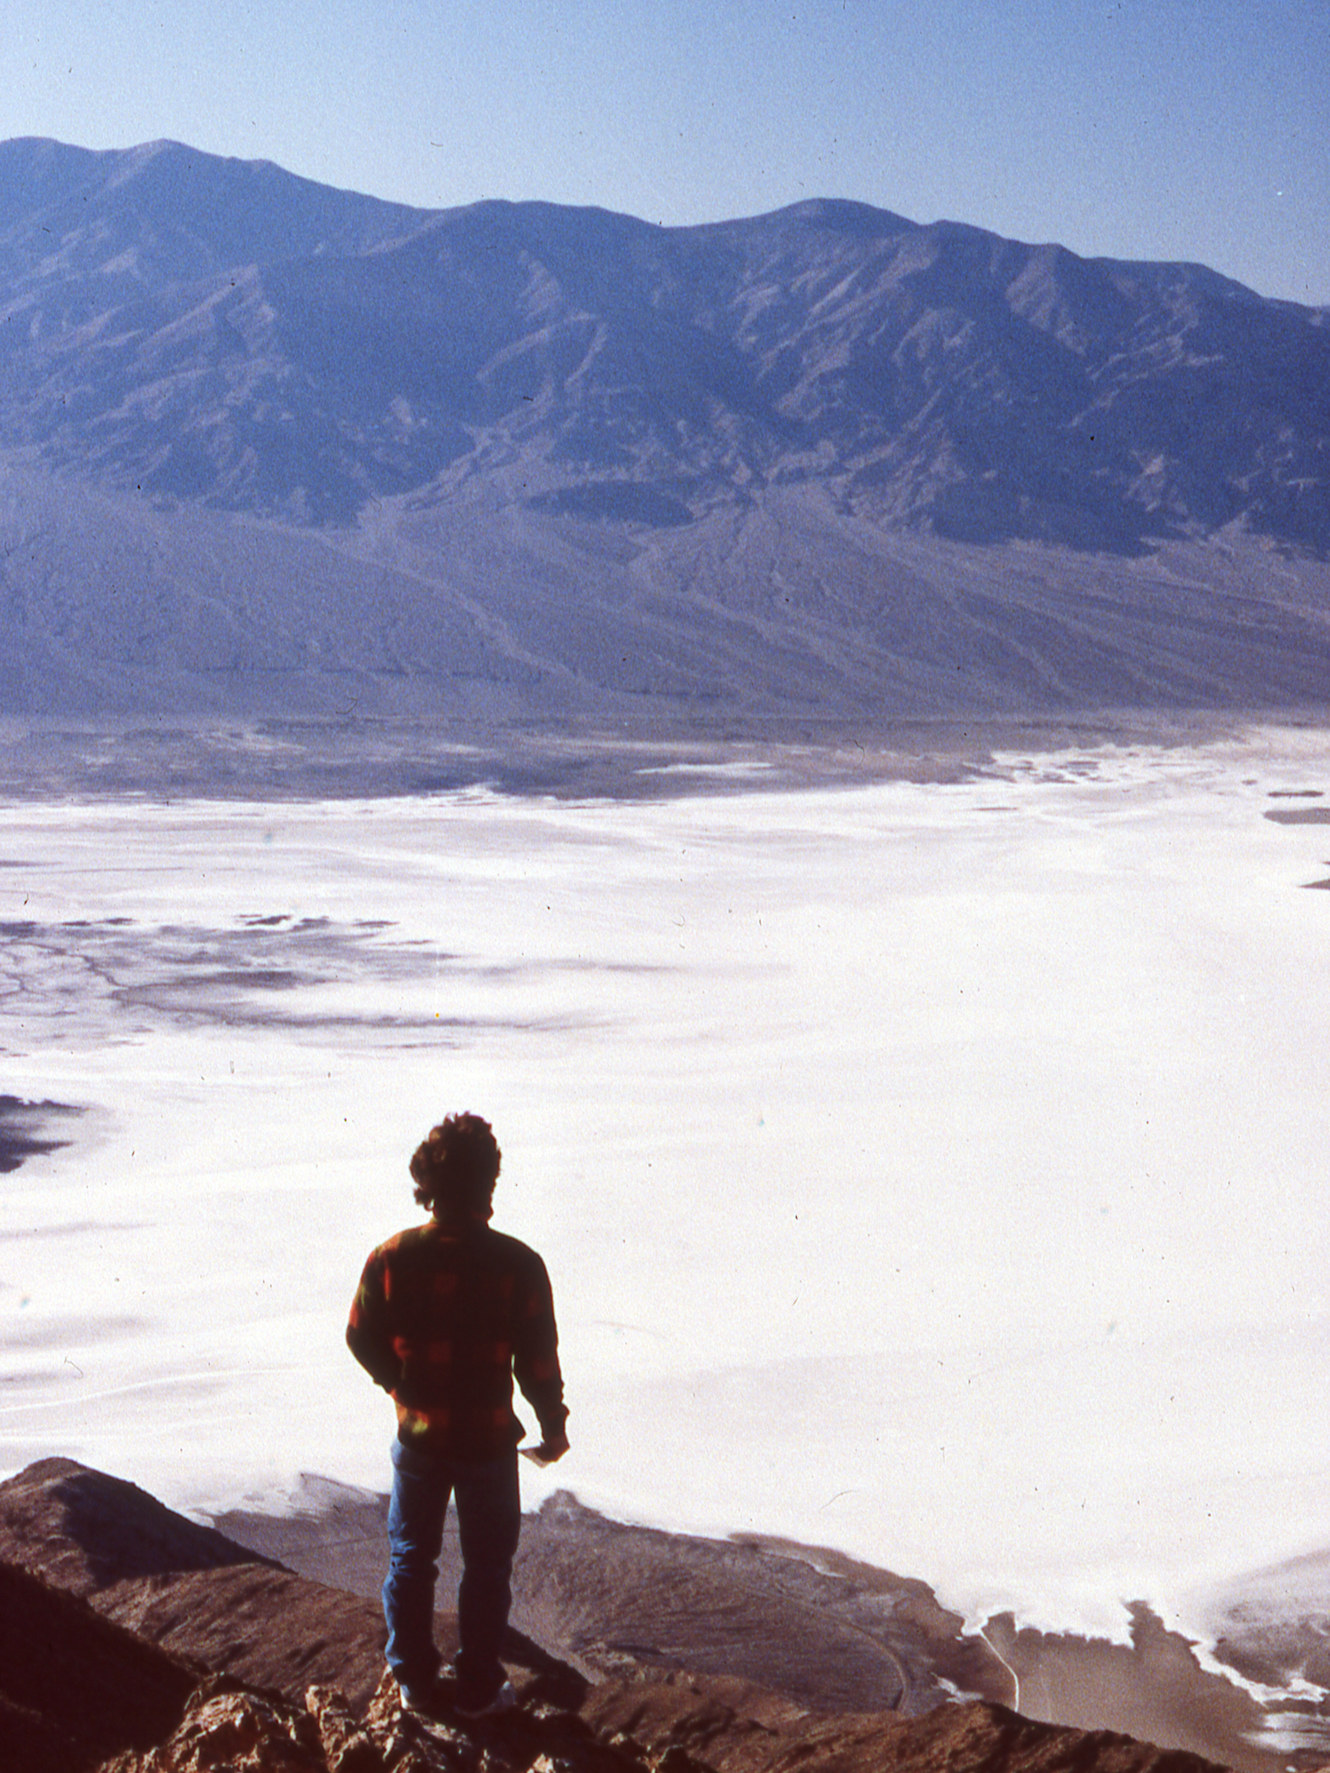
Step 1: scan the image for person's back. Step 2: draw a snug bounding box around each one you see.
[347,1113,568,1717]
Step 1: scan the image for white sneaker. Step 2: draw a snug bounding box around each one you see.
[398,1679,436,1714]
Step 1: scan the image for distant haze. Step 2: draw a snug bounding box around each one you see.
[1,137,1328,727]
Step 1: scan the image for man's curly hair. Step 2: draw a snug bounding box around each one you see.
[410,1112,502,1219]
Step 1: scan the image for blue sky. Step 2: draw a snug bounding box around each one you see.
[4,0,1327,303]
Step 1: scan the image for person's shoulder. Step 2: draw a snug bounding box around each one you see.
[483,1227,548,1269]
[368,1222,436,1260]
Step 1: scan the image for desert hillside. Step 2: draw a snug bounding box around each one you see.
[0,1457,1320,1773]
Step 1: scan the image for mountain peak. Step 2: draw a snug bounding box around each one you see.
[752,195,918,235]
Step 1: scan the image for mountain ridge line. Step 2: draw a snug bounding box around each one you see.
[0,134,1327,725]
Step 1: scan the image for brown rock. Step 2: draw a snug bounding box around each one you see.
[99,1563,389,1710]
[0,1459,278,1596]
[305,1682,386,1773]
[98,1677,327,1772]
[583,1675,1236,1773]
[757,1698,1235,1773]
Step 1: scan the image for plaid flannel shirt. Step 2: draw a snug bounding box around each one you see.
[347,1219,567,1461]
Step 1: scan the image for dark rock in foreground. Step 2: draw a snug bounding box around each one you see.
[0,1556,196,1771]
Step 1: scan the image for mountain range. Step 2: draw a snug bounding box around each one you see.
[1,136,1328,728]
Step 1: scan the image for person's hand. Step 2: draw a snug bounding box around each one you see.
[536,1430,569,1463]
[522,1431,570,1466]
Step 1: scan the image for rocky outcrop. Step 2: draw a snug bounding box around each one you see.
[0,1460,1246,1773]
[97,1668,697,1773]
[96,1668,1240,1773]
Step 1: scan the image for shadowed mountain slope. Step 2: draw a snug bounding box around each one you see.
[0,137,1328,722]
[0,1459,390,1710]
[0,1556,197,1771]
[2,139,1327,547]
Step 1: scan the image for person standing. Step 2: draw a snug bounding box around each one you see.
[347,1113,568,1716]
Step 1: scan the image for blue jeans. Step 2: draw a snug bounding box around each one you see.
[383,1437,521,1702]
